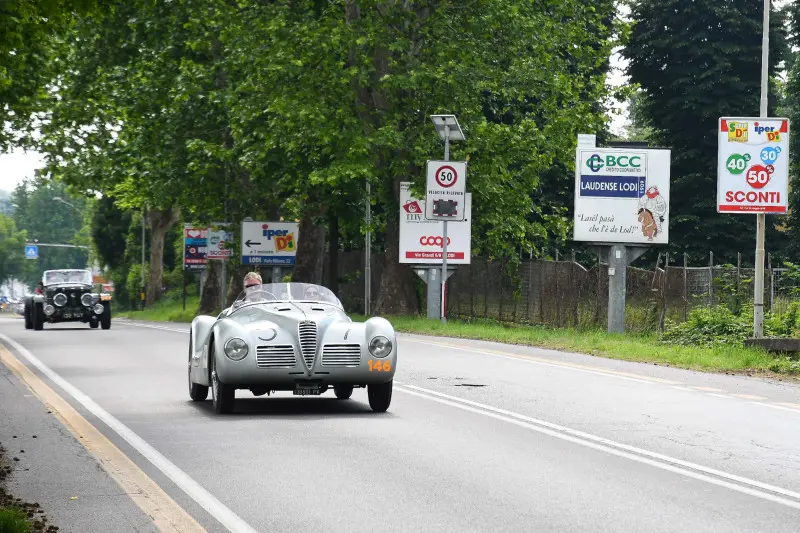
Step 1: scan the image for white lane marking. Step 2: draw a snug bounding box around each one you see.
[0,333,257,533]
[706,393,733,399]
[748,402,800,415]
[393,381,800,509]
[400,337,665,385]
[671,386,696,392]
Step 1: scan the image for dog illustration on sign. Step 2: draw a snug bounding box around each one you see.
[637,186,667,241]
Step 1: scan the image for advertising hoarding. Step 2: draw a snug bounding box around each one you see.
[573,148,671,244]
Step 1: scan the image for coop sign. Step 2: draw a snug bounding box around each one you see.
[717,117,790,214]
[574,148,671,244]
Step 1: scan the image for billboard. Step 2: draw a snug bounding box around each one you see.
[207,224,233,260]
[241,221,299,266]
[399,182,471,264]
[717,117,790,214]
[573,148,671,244]
[183,225,208,270]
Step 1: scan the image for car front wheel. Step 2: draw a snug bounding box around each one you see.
[100,302,111,330]
[188,338,208,401]
[334,385,353,399]
[367,380,392,412]
[24,304,32,330]
[33,303,44,331]
[210,351,235,414]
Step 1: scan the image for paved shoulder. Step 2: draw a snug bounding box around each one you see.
[0,357,161,533]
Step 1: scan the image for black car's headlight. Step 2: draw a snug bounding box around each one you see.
[53,293,67,307]
[369,336,392,358]
[224,338,249,361]
[81,293,94,307]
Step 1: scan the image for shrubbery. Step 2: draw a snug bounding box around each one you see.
[663,302,800,348]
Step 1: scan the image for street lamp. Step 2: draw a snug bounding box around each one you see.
[53,196,79,211]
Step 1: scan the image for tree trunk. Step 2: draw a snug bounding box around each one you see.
[145,207,180,306]
[199,259,222,314]
[292,211,326,284]
[375,178,419,315]
[226,262,252,307]
[327,212,339,294]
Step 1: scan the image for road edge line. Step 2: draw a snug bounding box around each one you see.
[0,333,258,533]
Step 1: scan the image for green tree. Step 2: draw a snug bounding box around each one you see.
[11,178,89,286]
[624,0,789,264]
[0,214,29,288]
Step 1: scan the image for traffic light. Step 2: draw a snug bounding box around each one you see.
[432,199,458,217]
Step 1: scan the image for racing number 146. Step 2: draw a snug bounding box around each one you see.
[368,360,392,372]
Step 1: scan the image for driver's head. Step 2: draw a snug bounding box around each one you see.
[244,272,262,289]
[304,285,320,299]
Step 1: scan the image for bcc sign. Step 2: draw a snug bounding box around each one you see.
[426,160,466,221]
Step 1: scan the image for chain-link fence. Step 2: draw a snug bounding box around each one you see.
[326,251,800,332]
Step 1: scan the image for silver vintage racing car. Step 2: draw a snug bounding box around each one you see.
[187,283,397,414]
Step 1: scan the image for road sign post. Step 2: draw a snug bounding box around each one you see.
[573,136,671,333]
[427,115,466,323]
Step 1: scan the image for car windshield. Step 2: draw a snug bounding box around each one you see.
[44,270,92,285]
[233,283,342,308]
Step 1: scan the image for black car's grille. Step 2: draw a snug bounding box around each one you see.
[321,344,361,367]
[298,321,318,369]
[255,345,296,368]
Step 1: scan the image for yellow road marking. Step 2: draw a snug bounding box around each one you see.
[0,345,206,533]
[775,402,800,411]
[402,337,681,385]
[731,394,768,401]
[689,386,725,393]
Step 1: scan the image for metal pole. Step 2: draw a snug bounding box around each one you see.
[221,185,228,310]
[441,125,450,323]
[754,0,770,338]
[365,179,372,316]
[141,206,146,309]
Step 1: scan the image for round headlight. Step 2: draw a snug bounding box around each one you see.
[224,338,249,361]
[53,293,67,307]
[44,304,55,316]
[81,293,94,307]
[369,336,392,358]
[93,303,104,314]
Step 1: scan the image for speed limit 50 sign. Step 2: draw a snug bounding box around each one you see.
[717,117,790,214]
[426,160,467,221]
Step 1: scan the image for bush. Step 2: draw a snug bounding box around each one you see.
[663,305,752,347]
[0,507,31,533]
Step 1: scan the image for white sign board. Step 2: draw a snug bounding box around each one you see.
[400,183,471,264]
[573,148,671,244]
[207,224,233,260]
[717,117,789,214]
[425,160,467,221]
[241,221,299,266]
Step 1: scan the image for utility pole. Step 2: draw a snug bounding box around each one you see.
[753,0,770,338]
[141,206,146,309]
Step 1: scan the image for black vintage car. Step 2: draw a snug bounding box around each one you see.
[24,269,112,330]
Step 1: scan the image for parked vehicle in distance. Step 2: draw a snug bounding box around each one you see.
[188,283,397,414]
[24,269,112,330]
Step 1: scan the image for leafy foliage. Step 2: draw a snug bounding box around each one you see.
[624,0,789,264]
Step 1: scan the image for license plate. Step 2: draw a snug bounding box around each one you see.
[63,313,72,319]
[293,385,321,396]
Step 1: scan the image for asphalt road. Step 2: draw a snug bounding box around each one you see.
[1,315,799,532]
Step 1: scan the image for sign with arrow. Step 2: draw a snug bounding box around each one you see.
[241,221,299,266]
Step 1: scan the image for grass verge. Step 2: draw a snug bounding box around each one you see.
[117,298,799,377]
[352,315,800,378]
[117,294,200,323]
[0,506,31,533]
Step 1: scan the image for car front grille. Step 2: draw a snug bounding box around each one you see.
[321,344,361,367]
[255,345,296,368]
[298,321,317,369]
